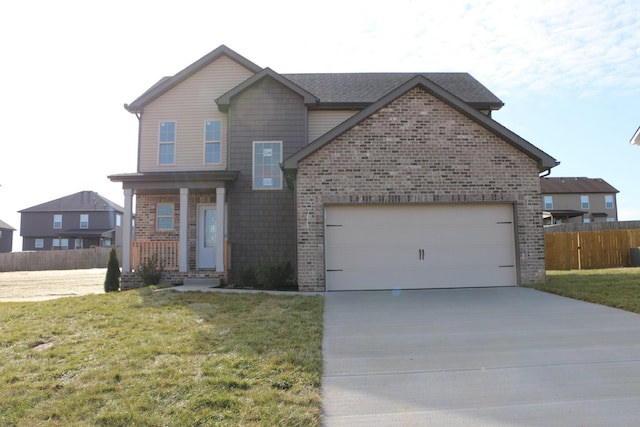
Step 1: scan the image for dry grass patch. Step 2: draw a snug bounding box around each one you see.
[0,287,324,426]
[0,269,106,302]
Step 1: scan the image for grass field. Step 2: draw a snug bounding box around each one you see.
[531,268,640,315]
[0,287,324,426]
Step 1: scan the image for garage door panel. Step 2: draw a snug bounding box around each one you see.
[325,204,517,291]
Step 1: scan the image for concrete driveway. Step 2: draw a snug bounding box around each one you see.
[322,287,640,426]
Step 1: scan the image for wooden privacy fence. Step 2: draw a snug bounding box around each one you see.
[545,229,640,270]
[0,247,121,272]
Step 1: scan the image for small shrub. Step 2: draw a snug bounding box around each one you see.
[238,265,258,288]
[255,258,294,290]
[104,247,121,292]
[136,253,164,286]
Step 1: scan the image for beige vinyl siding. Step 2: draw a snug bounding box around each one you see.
[308,110,358,142]
[138,56,255,172]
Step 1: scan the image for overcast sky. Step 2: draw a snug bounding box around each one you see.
[1,0,638,251]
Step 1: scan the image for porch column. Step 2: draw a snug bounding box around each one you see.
[179,188,189,272]
[216,187,225,272]
[122,188,133,272]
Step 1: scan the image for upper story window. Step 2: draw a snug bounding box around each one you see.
[157,203,174,230]
[205,120,221,164]
[605,195,614,209]
[80,214,89,229]
[159,121,176,165]
[116,214,122,227]
[53,214,62,229]
[580,195,590,210]
[253,141,282,190]
[543,196,553,210]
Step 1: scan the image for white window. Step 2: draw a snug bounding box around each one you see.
[103,238,112,246]
[157,203,174,230]
[53,214,62,229]
[544,196,553,210]
[581,195,590,210]
[35,239,44,248]
[159,121,176,165]
[116,214,122,227]
[80,214,89,229]
[253,141,283,190]
[605,195,614,209]
[205,120,221,164]
[53,239,69,249]
[583,218,591,223]
[607,218,615,222]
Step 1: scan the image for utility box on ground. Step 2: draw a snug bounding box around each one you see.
[630,247,640,267]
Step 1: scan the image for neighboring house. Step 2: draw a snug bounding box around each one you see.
[19,191,124,251]
[109,45,557,291]
[0,219,15,253]
[541,177,619,225]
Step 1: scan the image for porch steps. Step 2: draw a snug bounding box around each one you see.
[182,277,221,288]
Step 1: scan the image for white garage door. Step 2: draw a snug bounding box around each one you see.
[325,204,517,291]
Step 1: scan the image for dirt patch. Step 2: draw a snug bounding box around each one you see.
[0,269,107,302]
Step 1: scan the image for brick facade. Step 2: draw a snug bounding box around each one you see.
[296,87,545,291]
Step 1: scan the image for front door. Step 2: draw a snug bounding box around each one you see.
[197,204,216,269]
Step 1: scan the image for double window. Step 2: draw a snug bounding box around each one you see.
[53,239,69,249]
[205,120,221,164]
[157,203,174,230]
[253,141,283,190]
[159,121,176,165]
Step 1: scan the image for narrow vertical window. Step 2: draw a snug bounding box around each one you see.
[159,121,176,165]
[157,203,174,230]
[581,195,590,209]
[605,195,614,209]
[205,120,221,164]
[253,141,283,190]
[116,214,122,227]
[53,214,62,229]
[80,214,89,229]
[543,196,553,210]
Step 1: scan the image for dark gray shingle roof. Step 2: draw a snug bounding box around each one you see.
[19,191,124,213]
[0,219,15,230]
[541,177,619,194]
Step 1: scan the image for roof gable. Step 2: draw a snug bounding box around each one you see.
[125,45,262,113]
[541,177,619,194]
[20,191,124,213]
[284,75,557,172]
[216,68,319,112]
[0,219,15,230]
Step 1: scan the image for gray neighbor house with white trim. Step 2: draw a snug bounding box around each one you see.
[0,219,15,253]
[109,45,558,291]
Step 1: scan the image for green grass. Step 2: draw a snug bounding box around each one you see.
[0,288,324,426]
[531,267,640,314]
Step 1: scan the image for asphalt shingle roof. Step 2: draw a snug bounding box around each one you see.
[541,177,619,194]
[19,191,124,213]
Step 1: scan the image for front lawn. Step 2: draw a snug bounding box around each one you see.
[531,268,640,314]
[0,288,324,426]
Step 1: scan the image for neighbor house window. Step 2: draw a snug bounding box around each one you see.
[159,121,176,165]
[205,120,221,164]
[605,195,614,209]
[583,218,591,223]
[116,214,121,227]
[35,239,44,248]
[580,195,589,209]
[607,218,615,222]
[544,196,553,210]
[53,214,62,229]
[253,141,282,189]
[80,214,89,229]
[157,203,174,230]
[103,238,112,246]
[53,239,69,249]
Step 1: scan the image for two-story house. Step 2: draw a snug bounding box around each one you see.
[110,45,557,292]
[0,219,15,253]
[541,177,619,225]
[19,191,124,251]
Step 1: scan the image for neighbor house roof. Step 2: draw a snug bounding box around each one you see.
[540,177,619,194]
[19,191,124,213]
[283,75,558,172]
[0,219,15,230]
[631,126,640,145]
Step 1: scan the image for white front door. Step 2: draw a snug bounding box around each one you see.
[197,204,216,269]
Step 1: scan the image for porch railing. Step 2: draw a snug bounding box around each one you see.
[131,241,179,271]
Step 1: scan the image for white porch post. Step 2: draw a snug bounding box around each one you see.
[216,187,225,272]
[179,188,189,273]
[122,188,133,272]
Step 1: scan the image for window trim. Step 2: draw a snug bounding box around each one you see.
[80,213,89,229]
[252,141,283,190]
[158,121,176,165]
[543,195,553,210]
[581,195,590,210]
[605,195,614,209]
[204,120,222,165]
[156,203,174,230]
[53,214,62,229]
[35,238,44,249]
